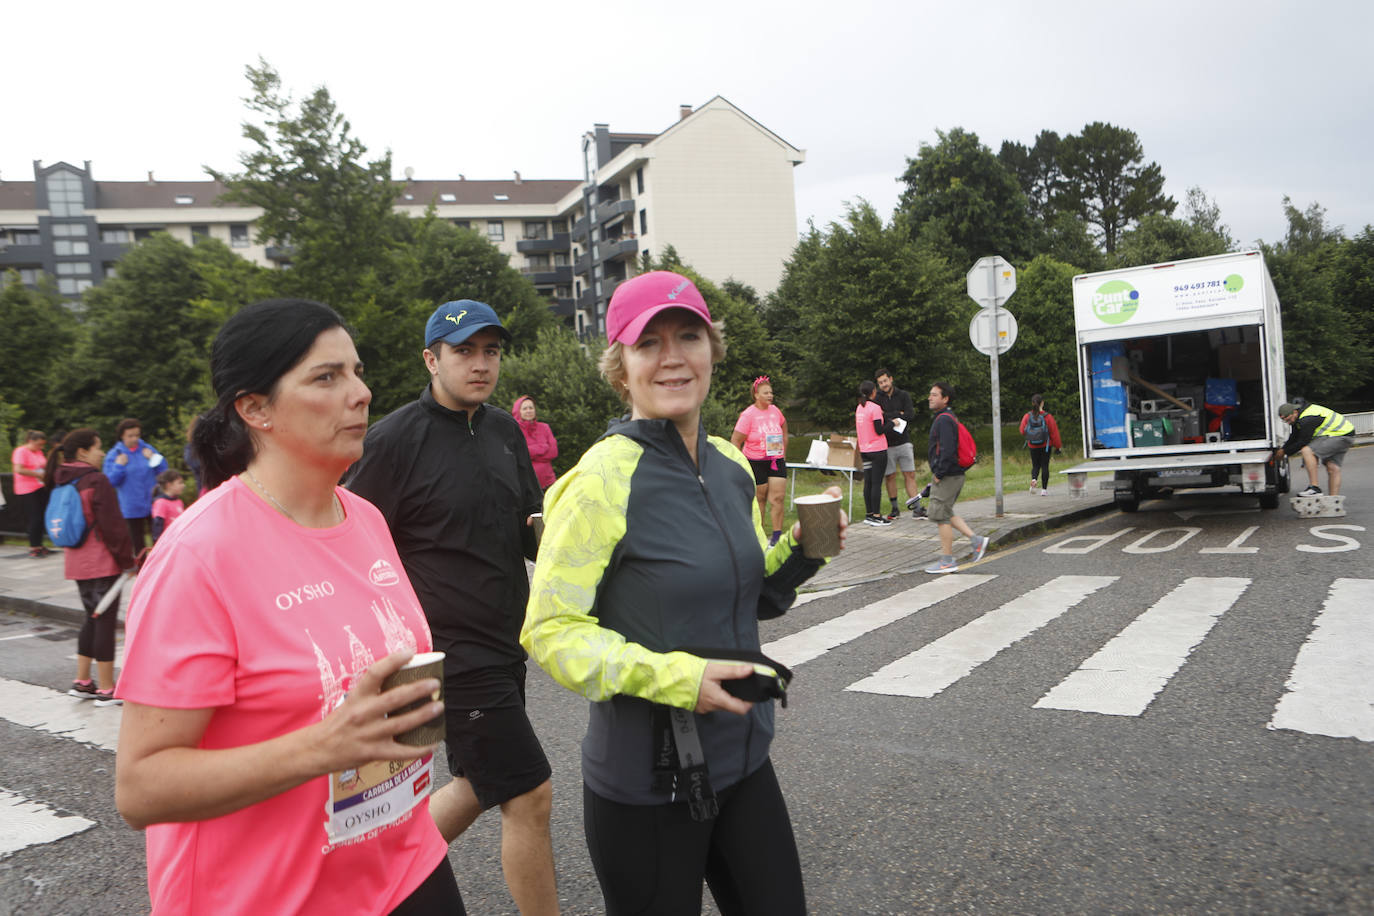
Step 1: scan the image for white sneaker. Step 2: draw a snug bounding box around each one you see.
[1039,488,1050,497]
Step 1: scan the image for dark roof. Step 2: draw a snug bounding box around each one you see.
[0,177,583,214]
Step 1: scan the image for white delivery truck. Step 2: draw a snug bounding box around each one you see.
[1063,250,1290,511]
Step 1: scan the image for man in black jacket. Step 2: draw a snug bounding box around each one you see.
[345,299,558,914]
[924,382,989,574]
[875,369,924,519]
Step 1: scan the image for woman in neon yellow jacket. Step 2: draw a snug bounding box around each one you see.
[522,271,845,915]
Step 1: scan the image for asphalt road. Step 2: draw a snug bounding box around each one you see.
[2,448,1370,914]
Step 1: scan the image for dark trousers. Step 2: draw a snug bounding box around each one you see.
[1029,447,1052,489]
[125,516,149,551]
[584,759,806,916]
[388,857,465,915]
[18,489,48,547]
[862,450,888,517]
[76,575,120,662]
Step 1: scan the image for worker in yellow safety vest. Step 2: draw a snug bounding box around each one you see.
[1274,402,1356,496]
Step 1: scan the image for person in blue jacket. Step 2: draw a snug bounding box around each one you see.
[102,417,165,550]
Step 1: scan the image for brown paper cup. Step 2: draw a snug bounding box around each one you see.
[794,494,841,559]
[382,651,445,747]
[530,513,545,543]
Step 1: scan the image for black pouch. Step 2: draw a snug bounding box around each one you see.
[677,646,793,707]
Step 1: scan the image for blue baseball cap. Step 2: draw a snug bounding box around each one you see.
[424,299,511,348]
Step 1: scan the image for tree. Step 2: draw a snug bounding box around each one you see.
[998,130,1066,224]
[1057,122,1176,253]
[769,202,978,426]
[63,234,264,441]
[897,127,1037,268]
[1114,213,1232,267]
[994,255,1082,432]
[207,58,407,315]
[0,272,78,431]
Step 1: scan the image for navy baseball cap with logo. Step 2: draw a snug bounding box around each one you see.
[424,299,512,348]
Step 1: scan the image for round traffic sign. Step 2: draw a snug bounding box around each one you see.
[969,308,1017,356]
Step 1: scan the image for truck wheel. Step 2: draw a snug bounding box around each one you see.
[1115,494,1140,513]
[1258,492,1280,510]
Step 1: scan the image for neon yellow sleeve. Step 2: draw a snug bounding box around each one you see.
[710,434,810,575]
[521,436,708,710]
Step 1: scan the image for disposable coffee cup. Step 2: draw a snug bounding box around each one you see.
[530,513,545,543]
[794,494,842,559]
[382,651,445,747]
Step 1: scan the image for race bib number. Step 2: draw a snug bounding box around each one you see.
[324,753,433,850]
[765,433,784,457]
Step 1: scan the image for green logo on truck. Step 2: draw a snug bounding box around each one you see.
[1092,280,1139,324]
[1224,274,1244,293]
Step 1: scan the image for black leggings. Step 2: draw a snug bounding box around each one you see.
[1029,447,1051,489]
[583,759,806,916]
[76,575,120,662]
[126,517,150,552]
[18,489,47,547]
[389,856,465,914]
[862,450,888,517]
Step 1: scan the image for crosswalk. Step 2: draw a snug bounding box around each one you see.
[773,574,1374,742]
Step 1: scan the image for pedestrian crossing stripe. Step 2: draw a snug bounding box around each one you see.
[1034,577,1250,716]
[1269,578,1374,741]
[846,576,1116,698]
[0,789,95,855]
[0,678,121,752]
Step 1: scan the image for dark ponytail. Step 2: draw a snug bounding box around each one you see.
[1031,393,1044,414]
[858,379,877,407]
[45,427,100,488]
[194,299,347,491]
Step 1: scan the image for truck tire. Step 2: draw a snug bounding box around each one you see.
[1115,494,1141,512]
[1114,471,1142,512]
[1258,492,1280,510]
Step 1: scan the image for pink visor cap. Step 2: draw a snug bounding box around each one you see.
[606,271,712,344]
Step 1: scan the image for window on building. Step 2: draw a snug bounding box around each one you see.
[174,195,194,205]
[133,228,159,242]
[10,230,40,245]
[453,220,471,230]
[439,193,457,203]
[104,263,118,279]
[101,228,131,244]
[16,267,39,284]
[45,170,85,217]
[52,223,88,237]
[525,254,550,270]
[636,168,644,194]
[57,278,93,295]
[54,239,90,256]
[552,219,567,234]
[524,222,547,240]
[639,209,648,236]
[493,194,509,201]
[230,224,249,248]
[190,225,210,241]
[554,252,568,267]
[56,261,91,276]
[487,221,504,242]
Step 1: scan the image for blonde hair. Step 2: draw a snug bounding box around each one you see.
[599,318,726,404]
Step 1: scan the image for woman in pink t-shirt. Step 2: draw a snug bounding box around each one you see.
[856,380,891,526]
[11,429,51,557]
[731,376,789,546]
[116,300,462,914]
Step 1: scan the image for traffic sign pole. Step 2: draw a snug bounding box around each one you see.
[987,265,1004,517]
[966,256,1018,518]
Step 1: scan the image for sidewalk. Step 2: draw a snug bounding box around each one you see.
[0,485,1116,628]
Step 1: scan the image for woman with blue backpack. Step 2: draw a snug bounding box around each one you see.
[1019,393,1062,495]
[44,428,136,706]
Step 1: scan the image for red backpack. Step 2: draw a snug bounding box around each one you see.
[938,412,978,469]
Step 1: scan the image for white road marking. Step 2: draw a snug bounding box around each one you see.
[847,576,1115,698]
[0,632,45,642]
[764,576,992,668]
[0,789,95,855]
[790,586,855,609]
[0,678,121,752]
[1269,578,1374,741]
[1035,577,1250,717]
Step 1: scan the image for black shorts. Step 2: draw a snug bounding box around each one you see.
[748,457,786,486]
[443,661,552,810]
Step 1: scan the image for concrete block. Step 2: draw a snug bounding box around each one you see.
[1290,495,1345,517]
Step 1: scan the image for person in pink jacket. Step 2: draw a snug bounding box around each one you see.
[45,428,136,706]
[513,396,559,490]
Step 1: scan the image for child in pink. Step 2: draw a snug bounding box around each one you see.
[149,469,186,542]
[118,480,448,915]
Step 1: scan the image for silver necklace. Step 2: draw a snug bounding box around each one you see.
[244,467,342,526]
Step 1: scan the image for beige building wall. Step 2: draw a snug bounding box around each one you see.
[631,100,802,294]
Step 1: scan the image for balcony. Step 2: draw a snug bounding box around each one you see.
[520,266,573,286]
[576,288,597,312]
[574,252,592,277]
[264,244,296,261]
[599,237,639,263]
[551,296,576,318]
[516,232,570,254]
[595,198,635,225]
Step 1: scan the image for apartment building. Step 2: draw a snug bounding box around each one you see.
[1,96,804,337]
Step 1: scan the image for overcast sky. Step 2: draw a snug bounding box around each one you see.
[9,0,1371,253]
